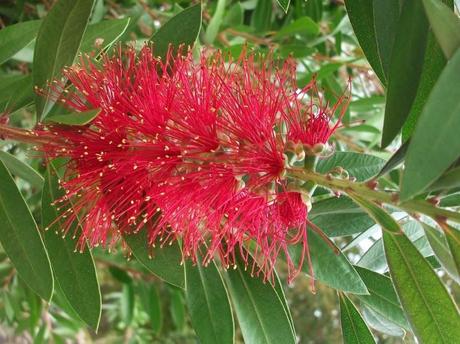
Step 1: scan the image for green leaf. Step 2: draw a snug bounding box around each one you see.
[273,271,296,337]
[354,266,409,330]
[0,160,53,301]
[382,0,429,147]
[372,0,400,78]
[204,0,226,44]
[45,109,101,126]
[123,229,185,288]
[137,282,162,334]
[422,0,460,59]
[402,29,447,140]
[377,140,409,177]
[185,260,234,344]
[401,48,460,200]
[361,305,405,337]
[290,229,368,294]
[169,287,185,330]
[316,152,385,182]
[427,165,460,192]
[339,293,376,344]
[79,18,131,55]
[276,0,290,13]
[275,17,319,39]
[41,168,101,330]
[0,20,41,65]
[348,194,400,234]
[344,0,386,84]
[251,0,272,32]
[150,4,202,60]
[225,251,296,344]
[0,75,34,112]
[383,229,460,343]
[422,223,460,283]
[445,225,460,279]
[121,283,135,325]
[0,151,44,189]
[33,0,95,119]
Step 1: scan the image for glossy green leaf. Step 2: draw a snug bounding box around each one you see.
[0,160,53,301]
[276,0,290,13]
[382,0,429,147]
[225,252,296,344]
[422,0,460,59]
[0,151,43,189]
[354,266,409,329]
[185,260,234,344]
[445,225,460,279]
[422,223,460,283]
[204,0,226,44]
[402,30,447,140]
[339,293,376,344]
[0,74,34,112]
[361,306,405,337]
[273,271,296,336]
[401,48,460,200]
[290,229,368,294]
[45,109,101,126]
[33,0,95,119]
[372,0,399,78]
[344,0,386,84]
[383,229,460,343]
[79,18,131,55]
[427,165,460,192]
[377,140,409,177]
[150,4,202,60]
[123,229,185,288]
[316,152,385,182]
[169,287,185,330]
[42,168,101,329]
[0,20,41,65]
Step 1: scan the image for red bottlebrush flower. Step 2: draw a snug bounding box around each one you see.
[29,45,350,283]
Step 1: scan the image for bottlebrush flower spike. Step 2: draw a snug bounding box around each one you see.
[21,45,350,283]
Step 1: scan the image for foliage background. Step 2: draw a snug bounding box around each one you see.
[0,0,460,343]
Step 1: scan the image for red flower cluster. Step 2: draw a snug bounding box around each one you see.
[41,46,350,282]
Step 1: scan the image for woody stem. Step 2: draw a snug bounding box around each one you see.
[287,167,460,223]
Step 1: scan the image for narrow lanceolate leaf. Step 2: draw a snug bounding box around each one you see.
[33,0,95,119]
[124,229,185,288]
[79,18,131,55]
[42,168,101,330]
[276,0,291,13]
[422,223,460,284]
[445,225,460,277]
[382,0,429,147]
[372,0,400,78]
[0,151,44,189]
[0,160,53,301]
[402,0,453,140]
[422,0,460,59]
[290,229,368,294]
[354,266,409,330]
[225,252,296,344]
[185,260,234,344]
[150,4,202,59]
[339,293,376,344]
[45,109,101,126]
[361,305,405,337]
[204,0,226,44]
[0,20,41,65]
[0,75,34,112]
[137,282,162,334]
[344,0,386,84]
[427,165,460,192]
[377,140,409,177]
[383,229,460,343]
[401,48,460,200]
[316,152,385,182]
